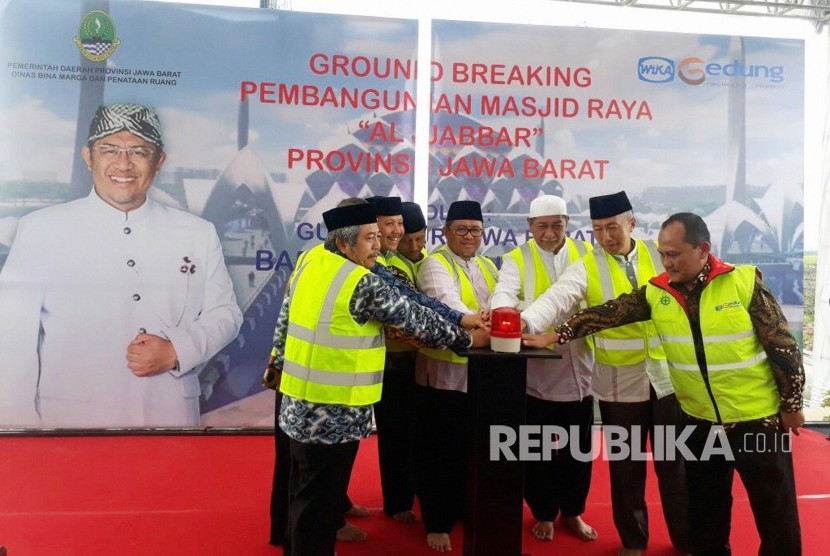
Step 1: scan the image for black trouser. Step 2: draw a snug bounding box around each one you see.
[598,390,691,552]
[269,392,352,546]
[373,350,418,516]
[684,418,801,556]
[269,392,290,545]
[283,438,360,556]
[524,394,594,521]
[413,384,469,534]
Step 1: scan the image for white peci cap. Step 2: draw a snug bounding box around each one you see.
[529,195,567,218]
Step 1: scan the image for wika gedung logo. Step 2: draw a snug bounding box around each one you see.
[73,11,121,62]
[638,55,784,86]
[637,57,675,83]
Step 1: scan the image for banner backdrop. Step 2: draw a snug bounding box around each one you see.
[426,19,805,330]
[0,0,418,429]
[0,2,805,430]
[428,20,804,260]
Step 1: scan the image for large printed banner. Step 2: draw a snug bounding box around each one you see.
[0,0,418,429]
[427,20,804,267]
[425,19,806,347]
[0,2,805,430]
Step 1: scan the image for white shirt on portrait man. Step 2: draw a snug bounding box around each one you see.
[0,117,242,429]
[0,190,243,428]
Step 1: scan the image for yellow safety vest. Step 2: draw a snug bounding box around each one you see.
[385,250,425,284]
[280,249,385,405]
[504,237,593,348]
[288,243,325,293]
[419,245,498,365]
[645,265,779,422]
[504,237,591,301]
[583,239,665,366]
[383,249,428,353]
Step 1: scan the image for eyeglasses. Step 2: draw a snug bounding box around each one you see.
[450,226,483,237]
[94,143,156,160]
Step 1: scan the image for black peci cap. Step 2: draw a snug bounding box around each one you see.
[588,191,633,220]
[366,196,402,216]
[446,200,482,223]
[401,202,426,233]
[323,203,377,231]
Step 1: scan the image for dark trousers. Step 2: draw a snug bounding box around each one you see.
[413,384,469,534]
[269,392,290,545]
[684,418,801,556]
[269,392,352,547]
[524,394,594,521]
[373,350,417,516]
[283,438,360,556]
[599,390,691,552]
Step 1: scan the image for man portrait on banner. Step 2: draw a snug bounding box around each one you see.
[0,103,243,429]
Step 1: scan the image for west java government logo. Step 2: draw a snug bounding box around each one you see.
[638,55,784,86]
[73,11,121,62]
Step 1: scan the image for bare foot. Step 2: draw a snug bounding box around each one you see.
[392,509,419,523]
[531,520,554,541]
[336,523,367,542]
[426,532,452,552]
[617,549,643,556]
[561,515,598,541]
[345,504,370,518]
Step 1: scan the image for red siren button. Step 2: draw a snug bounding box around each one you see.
[490,307,522,353]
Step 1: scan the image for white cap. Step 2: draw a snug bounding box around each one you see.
[529,195,567,218]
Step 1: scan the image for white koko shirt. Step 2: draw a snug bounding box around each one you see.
[0,190,242,428]
[490,241,594,403]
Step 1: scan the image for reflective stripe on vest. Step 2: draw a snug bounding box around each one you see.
[513,237,589,302]
[419,246,497,365]
[583,239,665,366]
[507,238,592,349]
[281,250,385,406]
[645,265,779,422]
[592,240,663,301]
[668,351,767,373]
[593,336,663,351]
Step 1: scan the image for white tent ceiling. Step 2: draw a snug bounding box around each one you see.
[557,0,830,26]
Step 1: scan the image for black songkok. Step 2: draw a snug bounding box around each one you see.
[446,200,482,223]
[589,191,633,220]
[401,202,426,233]
[323,204,377,232]
[366,196,402,216]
